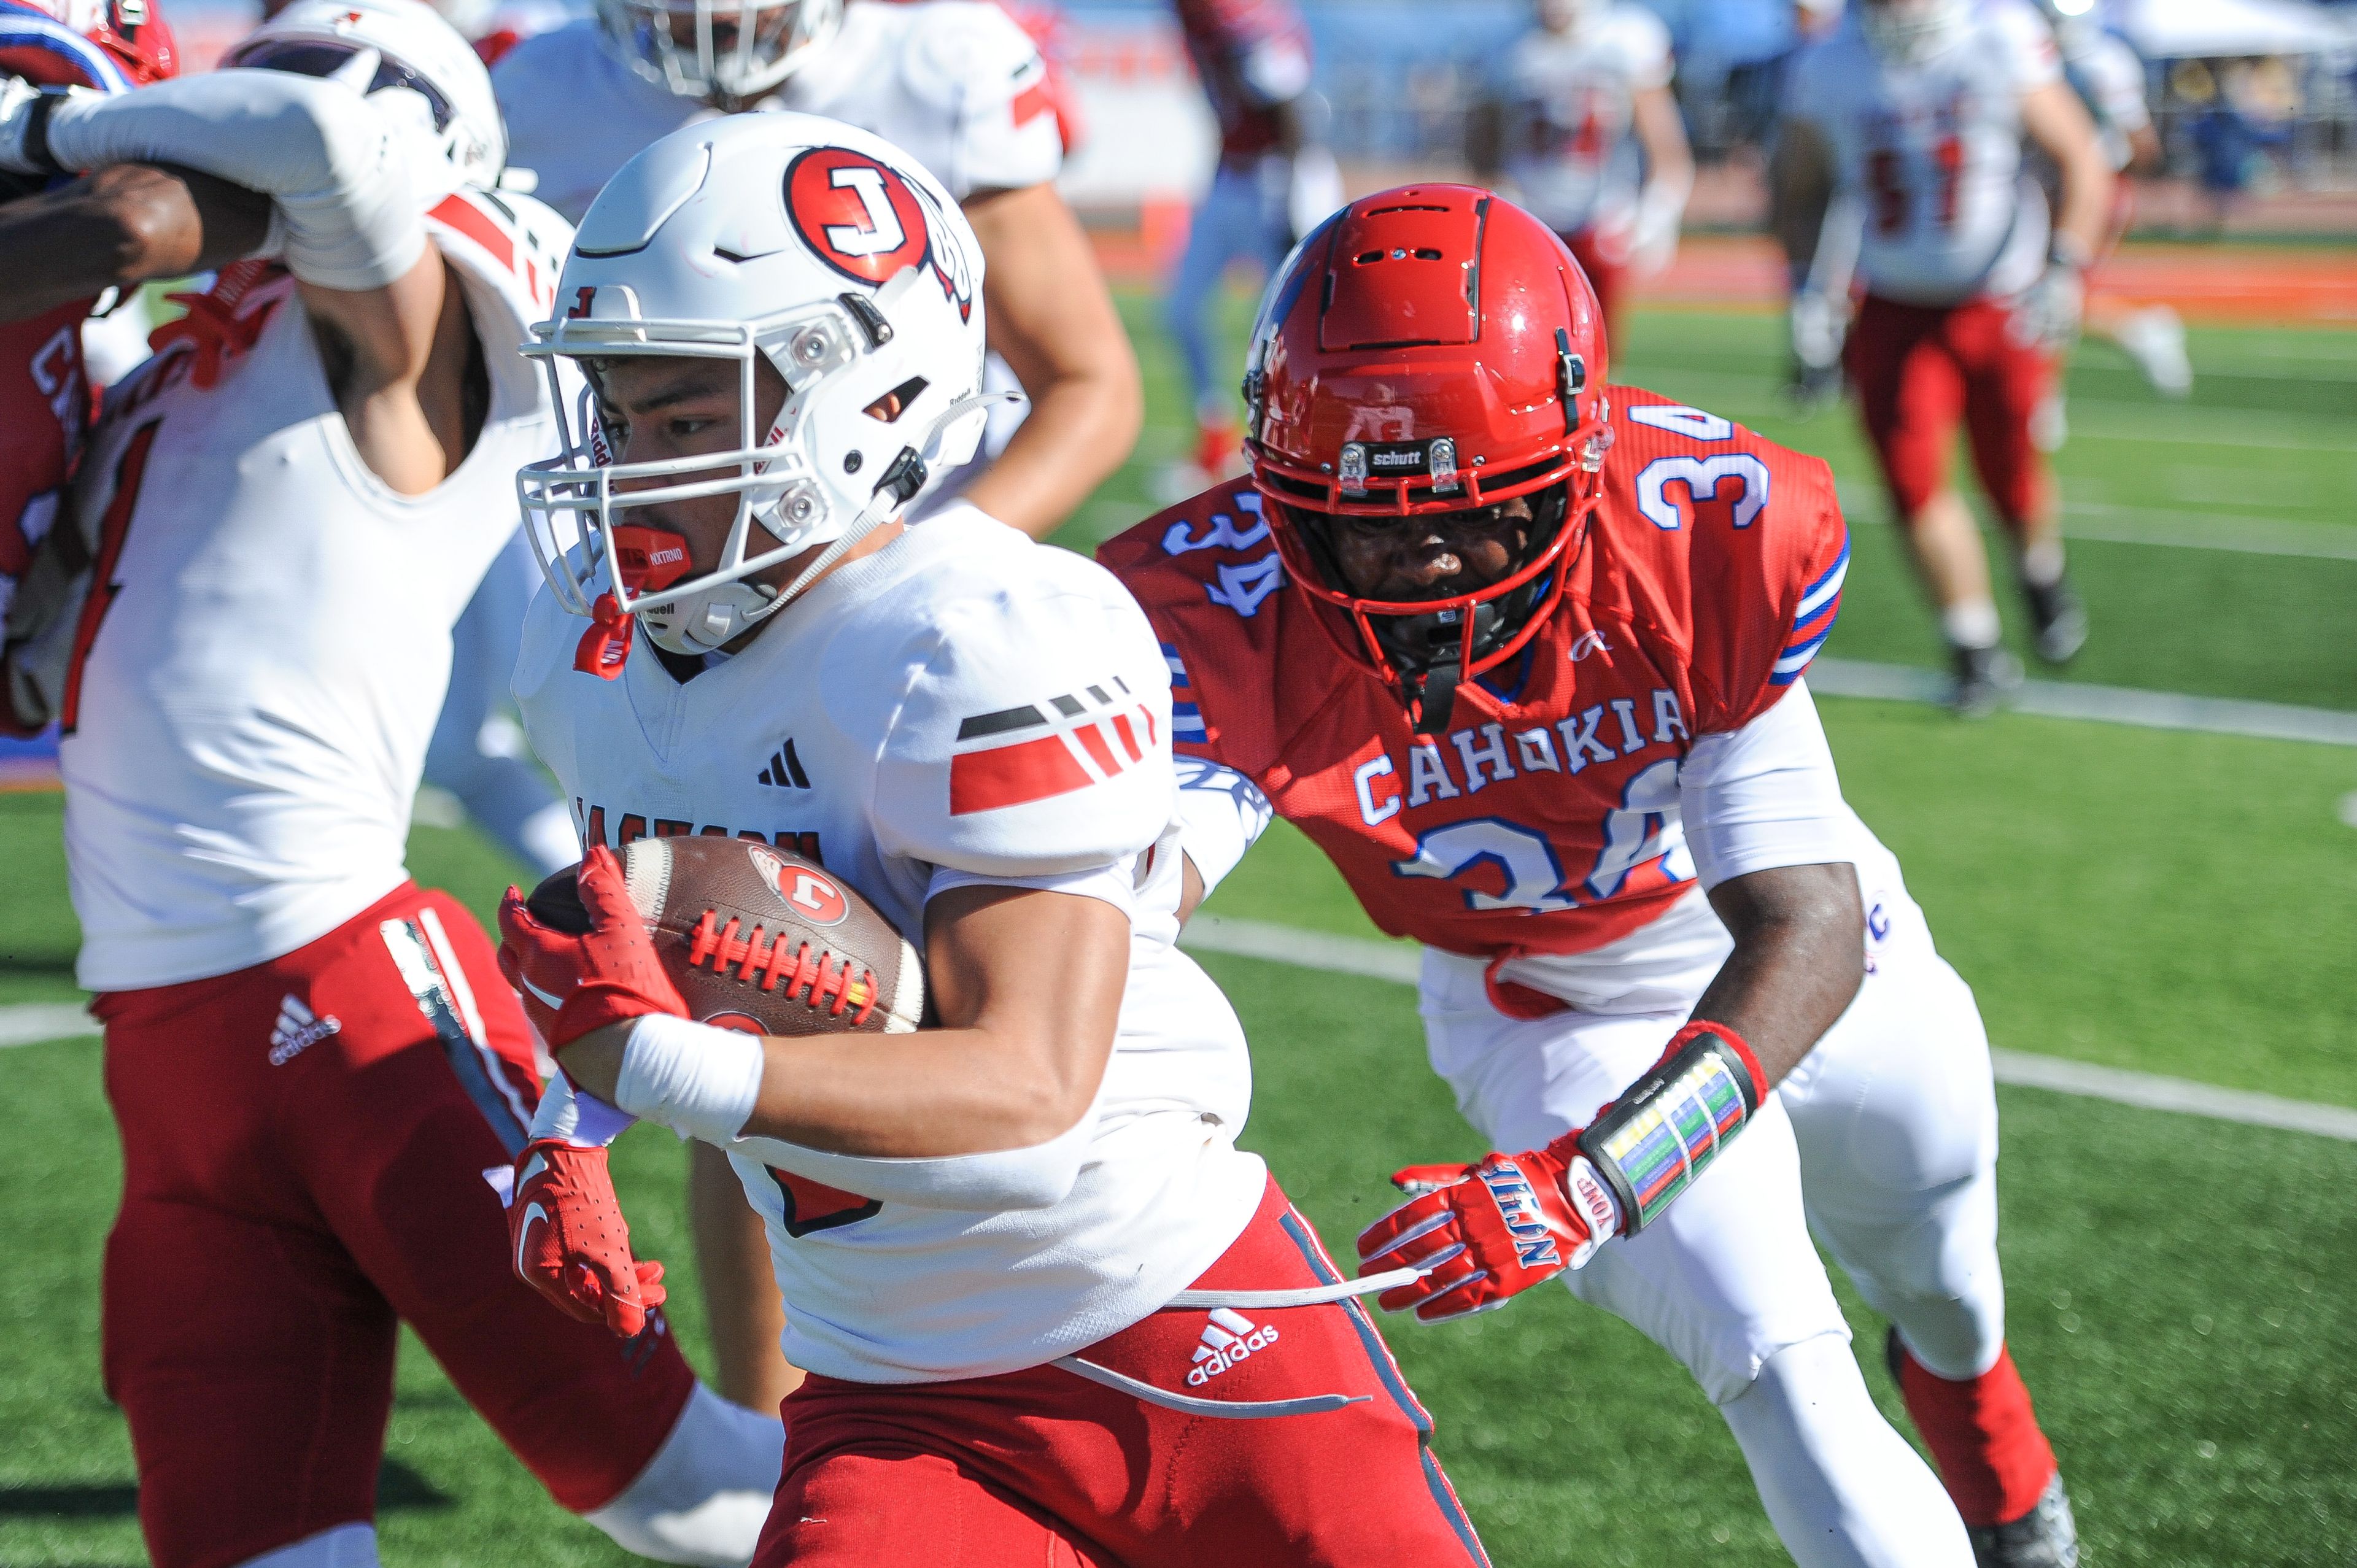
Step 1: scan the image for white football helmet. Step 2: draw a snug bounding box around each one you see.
[517,114,993,657]
[1856,0,1968,65]
[224,0,505,187]
[596,0,841,106]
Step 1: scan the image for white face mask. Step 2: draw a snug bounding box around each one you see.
[1857,0,1968,64]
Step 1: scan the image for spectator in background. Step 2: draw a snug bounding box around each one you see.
[1471,0,1693,342]
[1164,0,1341,493]
[2188,56,2297,234]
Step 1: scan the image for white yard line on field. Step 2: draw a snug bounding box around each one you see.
[1807,658,2357,746]
[1175,914,2357,1143]
[0,1003,96,1049]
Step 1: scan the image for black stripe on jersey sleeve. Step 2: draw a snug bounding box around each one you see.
[957,705,1049,740]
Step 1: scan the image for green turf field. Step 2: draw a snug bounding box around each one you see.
[4,289,2354,1565]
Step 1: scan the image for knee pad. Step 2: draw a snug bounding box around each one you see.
[583,1382,784,1567]
[235,1524,380,1568]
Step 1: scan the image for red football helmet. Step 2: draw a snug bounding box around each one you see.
[1245,185,1613,730]
[0,0,178,90]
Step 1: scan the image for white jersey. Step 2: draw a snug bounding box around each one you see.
[1498,7,1673,237]
[1783,4,2061,304]
[513,507,1267,1384]
[61,190,572,992]
[495,0,1063,225]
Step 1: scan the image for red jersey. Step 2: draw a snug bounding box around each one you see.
[0,301,88,588]
[1098,385,1849,962]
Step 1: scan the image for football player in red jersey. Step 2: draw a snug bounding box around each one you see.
[1100,187,2080,1568]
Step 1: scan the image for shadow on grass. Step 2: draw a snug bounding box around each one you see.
[0,1459,454,1518]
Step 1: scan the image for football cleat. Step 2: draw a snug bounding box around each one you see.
[1968,1471,2080,1568]
[1950,644,2022,719]
[2021,576,2088,666]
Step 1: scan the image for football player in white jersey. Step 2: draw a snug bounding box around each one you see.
[1775,0,2113,716]
[0,6,787,1564]
[494,0,1142,1412]
[1477,0,1694,338]
[497,112,1489,1567]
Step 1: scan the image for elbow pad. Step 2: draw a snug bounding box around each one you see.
[1172,756,1272,902]
[42,71,425,292]
[730,1113,1093,1215]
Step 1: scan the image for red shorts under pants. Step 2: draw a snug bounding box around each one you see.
[1846,293,2054,528]
[753,1178,1491,1567]
[97,881,696,1568]
[1565,227,1626,336]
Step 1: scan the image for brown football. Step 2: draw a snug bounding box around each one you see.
[527,836,924,1037]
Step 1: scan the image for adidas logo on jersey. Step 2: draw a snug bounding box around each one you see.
[1186,1307,1279,1386]
[268,994,341,1065]
[757,740,811,789]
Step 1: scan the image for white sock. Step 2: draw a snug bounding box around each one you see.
[233,1524,380,1568]
[2018,539,2066,589]
[1719,1335,1975,1568]
[1941,599,2002,651]
[584,1381,784,1566]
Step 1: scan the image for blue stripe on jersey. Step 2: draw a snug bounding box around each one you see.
[1173,705,1207,739]
[0,2,131,91]
[1795,533,1851,622]
[1773,531,1850,684]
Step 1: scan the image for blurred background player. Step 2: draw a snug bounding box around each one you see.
[1472,0,1692,343]
[2037,0,2189,407]
[493,0,1137,543]
[0,4,783,1562]
[1763,0,1851,411]
[493,0,1145,1415]
[1163,0,1339,492]
[0,0,174,654]
[1103,185,2076,1568]
[1775,0,2113,716]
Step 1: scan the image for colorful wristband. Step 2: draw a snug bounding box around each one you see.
[1574,1021,1765,1235]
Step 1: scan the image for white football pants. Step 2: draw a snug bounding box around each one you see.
[1418,844,1995,1567]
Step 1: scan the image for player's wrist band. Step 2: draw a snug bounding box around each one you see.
[613,1014,765,1146]
[1571,1022,1765,1236]
[20,91,68,178]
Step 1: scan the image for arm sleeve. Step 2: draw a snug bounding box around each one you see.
[1172,754,1272,899]
[901,3,1064,197]
[42,69,425,291]
[1679,679,1855,888]
[1622,10,1675,93]
[727,1116,1091,1212]
[871,568,1175,880]
[1999,1,2064,91]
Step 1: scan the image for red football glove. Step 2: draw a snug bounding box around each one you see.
[497,845,687,1051]
[1355,1138,1622,1323]
[508,1137,668,1338]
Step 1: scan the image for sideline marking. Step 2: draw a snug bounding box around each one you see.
[1175,914,2357,1143]
[1807,658,2357,747]
[0,1004,96,1049]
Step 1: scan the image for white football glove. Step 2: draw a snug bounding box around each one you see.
[1630,172,1690,279]
[2010,261,2084,353]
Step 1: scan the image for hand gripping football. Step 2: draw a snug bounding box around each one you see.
[527,837,924,1037]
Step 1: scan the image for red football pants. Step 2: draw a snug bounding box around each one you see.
[754,1178,1490,1567]
[98,882,696,1568]
[1846,293,2054,531]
